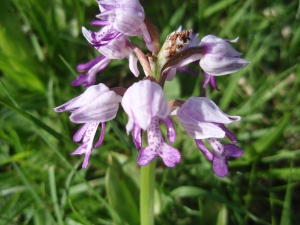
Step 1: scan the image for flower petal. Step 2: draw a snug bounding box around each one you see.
[132,124,142,149]
[224,144,244,158]
[138,146,157,166]
[213,155,228,178]
[95,122,106,147]
[159,143,181,167]
[122,80,169,132]
[178,97,239,124]
[70,91,119,123]
[160,116,176,143]
[73,123,89,142]
[54,83,111,112]
[200,54,249,76]
[195,139,213,161]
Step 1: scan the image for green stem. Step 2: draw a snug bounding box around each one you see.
[140,159,156,225]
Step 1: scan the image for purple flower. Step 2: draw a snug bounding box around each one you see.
[173,97,242,177]
[121,80,170,133]
[162,34,249,93]
[54,83,120,168]
[199,35,249,93]
[95,0,145,36]
[72,26,139,87]
[94,0,156,53]
[199,35,248,75]
[121,80,180,167]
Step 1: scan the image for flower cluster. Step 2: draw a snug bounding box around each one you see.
[55,0,248,177]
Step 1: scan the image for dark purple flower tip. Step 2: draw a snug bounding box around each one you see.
[77,56,106,71]
[195,139,213,161]
[132,124,142,149]
[160,116,176,143]
[217,124,238,143]
[209,75,219,91]
[201,71,219,96]
[72,74,96,87]
[224,144,244,158]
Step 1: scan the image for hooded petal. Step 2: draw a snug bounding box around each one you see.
[122,80,169,132]
[200,54,249,76]
[54,83,111,112]
[177,97,240,124]
[200,35,242,57]
[70,91,119,123]
[96,0,145,36]
[178,120,225,139]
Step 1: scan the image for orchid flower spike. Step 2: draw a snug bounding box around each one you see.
[122,80,180,167]
[54,83,121,168]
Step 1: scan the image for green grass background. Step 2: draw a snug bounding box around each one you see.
[0,0,300,224]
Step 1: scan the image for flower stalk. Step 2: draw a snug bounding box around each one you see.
[140,159,156,225]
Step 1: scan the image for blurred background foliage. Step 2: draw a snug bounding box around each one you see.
[0,0,300,224]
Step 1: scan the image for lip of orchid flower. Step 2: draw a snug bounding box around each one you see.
[206,138,244,177]
[138,118,181,167]
[121,80,170,133]
[174,97,240,140]
[71,122,106,169]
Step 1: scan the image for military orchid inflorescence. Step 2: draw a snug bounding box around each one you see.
[55,0,249,177]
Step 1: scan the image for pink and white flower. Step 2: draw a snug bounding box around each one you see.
[122,80,180,167]
[54,83,120,168]
[173,97,243,177]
